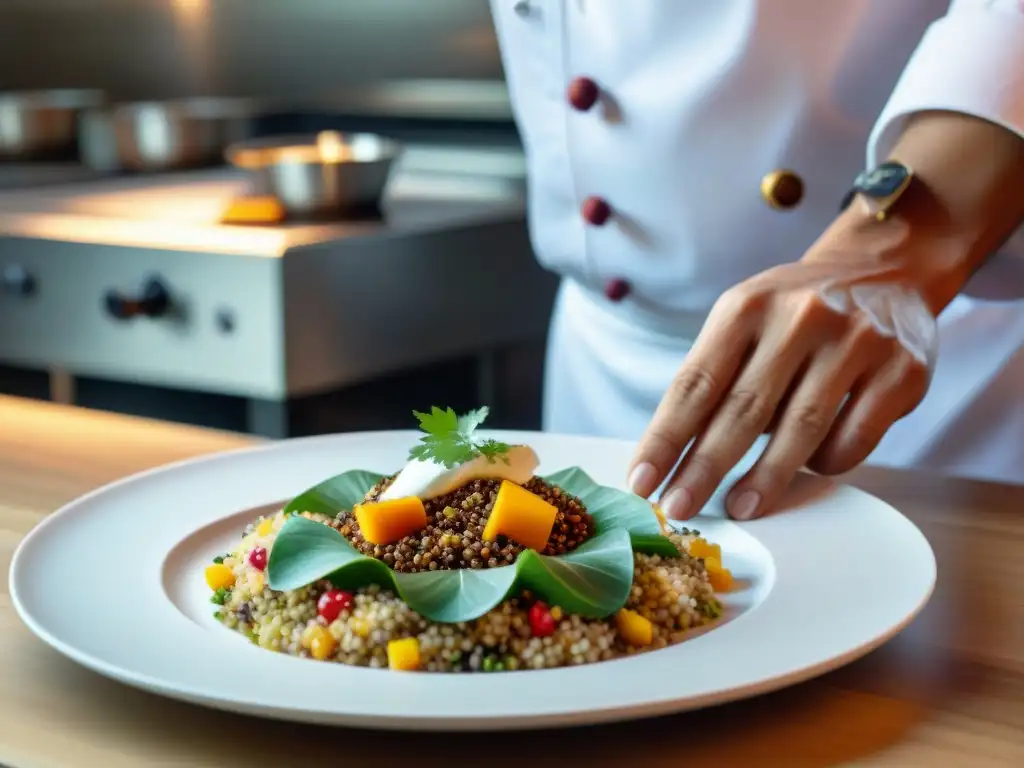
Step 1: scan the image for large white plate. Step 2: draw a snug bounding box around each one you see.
[10,431,935,731]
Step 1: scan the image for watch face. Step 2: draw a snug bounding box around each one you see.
[855,161,910,198]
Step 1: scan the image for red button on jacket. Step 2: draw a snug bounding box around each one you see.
[604,279,631,302]
[567,77,600,111]
[581,196,612,225]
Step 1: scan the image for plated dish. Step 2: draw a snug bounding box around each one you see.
[205,407,732,672]
[10,417,936,730]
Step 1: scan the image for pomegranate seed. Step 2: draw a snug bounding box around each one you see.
[248,546,268,571]
[318,589,354,623]
[528,601,556,638]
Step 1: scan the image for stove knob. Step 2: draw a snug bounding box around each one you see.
[1,264,36,297]
[104,276,171,321]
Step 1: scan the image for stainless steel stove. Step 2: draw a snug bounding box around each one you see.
[0,147,554,436]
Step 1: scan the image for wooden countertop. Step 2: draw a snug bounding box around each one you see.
[1,395,1023,767]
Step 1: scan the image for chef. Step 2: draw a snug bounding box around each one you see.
[489,0,1024,520]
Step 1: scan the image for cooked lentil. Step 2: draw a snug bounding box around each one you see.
[218,503,724,672]
[331,476,595,573]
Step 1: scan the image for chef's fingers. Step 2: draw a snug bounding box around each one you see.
[808,352,928,476]
[627,302,754,498]
[657,326,811,520]
[723,344,866,520]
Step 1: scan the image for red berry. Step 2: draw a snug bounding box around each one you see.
[317,589,354,623]
[528,601,556,638]
[248,546,268,571]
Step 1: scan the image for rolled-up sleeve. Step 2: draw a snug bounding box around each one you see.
[866,0,1024,301]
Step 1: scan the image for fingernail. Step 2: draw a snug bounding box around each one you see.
[730,490,761,521]
[661,487,693,520]
[628,462,658,497]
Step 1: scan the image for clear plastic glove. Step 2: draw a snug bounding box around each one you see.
[627,230,941,523]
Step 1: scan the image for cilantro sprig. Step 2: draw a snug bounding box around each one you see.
[407,406,510,469]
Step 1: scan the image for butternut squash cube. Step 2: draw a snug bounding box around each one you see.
[387,637,421,671]
[482,480,558,552]
[615,609,654,647]
[354,496,427,546]
[204,563,235,591]
[689,537,722,562]
[704,556,734,592]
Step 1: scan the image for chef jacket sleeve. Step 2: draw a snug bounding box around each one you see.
[866,0,1024,301]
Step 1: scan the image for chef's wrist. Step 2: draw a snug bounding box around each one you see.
[807,109,1024,313]
[811,180,973,314]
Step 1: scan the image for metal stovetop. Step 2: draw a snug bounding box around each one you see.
[0,143,554,408]
[0,144,527,256]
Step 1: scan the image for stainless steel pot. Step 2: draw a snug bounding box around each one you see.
[225,131,402,218]
[79,98,260,173]
[0,89,106,160]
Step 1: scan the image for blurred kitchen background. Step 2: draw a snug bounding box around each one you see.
[0,0,557,438]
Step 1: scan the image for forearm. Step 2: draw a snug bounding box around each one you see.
[814,111,1024,313]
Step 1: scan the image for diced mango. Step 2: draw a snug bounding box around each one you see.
[256,517,274,537]
[354,496,427,546]
[308,626,337,661]
[704,557,734,592]
[205,563,235,591]
[615,609,654,647]
[689,537,722,562]
[387,637,421,671]
[247,570,265,595]
[482,480,557,552]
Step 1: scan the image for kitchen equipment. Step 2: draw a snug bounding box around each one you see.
[0,1,505,108]
[225,131,402,218]
[0,89,105,160]
[0,144,549,437]
[79,98,261,173]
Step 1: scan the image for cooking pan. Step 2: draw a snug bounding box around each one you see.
[225,131,402,218]
[79,98,261,173]
[0,89,105,160]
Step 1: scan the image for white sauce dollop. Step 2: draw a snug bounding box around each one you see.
[379,444,539,502]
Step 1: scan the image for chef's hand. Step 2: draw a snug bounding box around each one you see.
[627,236,937,522]
[628,110,1024,521]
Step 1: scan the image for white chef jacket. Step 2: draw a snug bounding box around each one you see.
[490,0,1024,486]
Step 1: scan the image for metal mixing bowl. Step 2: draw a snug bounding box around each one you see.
[225,131,402,218]
[0,89,106,160]
[79,98,260,173]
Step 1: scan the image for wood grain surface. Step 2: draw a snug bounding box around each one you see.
[1,394,1022,768]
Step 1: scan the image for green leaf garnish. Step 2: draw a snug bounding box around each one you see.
[543,466,680,558]
[282,468,383,517]
[267,514,633,622]
[407,406,511,469]
[267,465,679,623]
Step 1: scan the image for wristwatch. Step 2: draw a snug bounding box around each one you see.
[839,160,915,222]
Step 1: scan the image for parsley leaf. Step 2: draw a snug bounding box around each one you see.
[456,407,490,434]
[408,406,511,468]
[414,406,460,436]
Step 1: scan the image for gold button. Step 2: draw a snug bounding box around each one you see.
[760,169,804,210]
